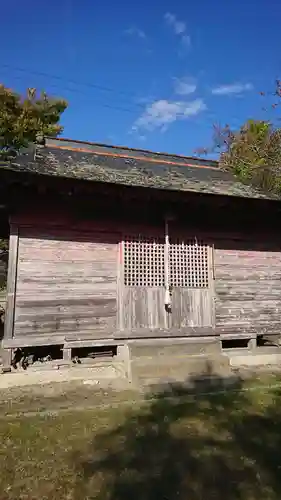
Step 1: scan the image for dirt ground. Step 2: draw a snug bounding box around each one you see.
[0,379,141,418]
[0,366,279,417]
[1,371,281,500]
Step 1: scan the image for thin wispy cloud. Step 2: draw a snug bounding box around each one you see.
[181,34,191,48]
[136,95,156,106]
[164,12,186,34]
[124,26,146,39]
[174,77,196,95]
[212,82,253,95]
[164,12,191,50]
[132,98,206,132]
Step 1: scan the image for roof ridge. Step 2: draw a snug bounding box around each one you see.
[48,143,219,171]
[47,137,218,167]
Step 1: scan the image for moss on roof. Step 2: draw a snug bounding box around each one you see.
[0,138,278,201]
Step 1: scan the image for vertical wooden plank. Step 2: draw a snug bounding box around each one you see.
[208,244,216,328]
[122,287,167,332]
[148,288,167,329]
[4,224,19,342]
[135,288,146,328]
[164,219,170,306]
[123,287,132,330]
[117,239,124,330]
[170,288,213,328]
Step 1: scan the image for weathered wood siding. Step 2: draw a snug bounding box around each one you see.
[169,288,213,328]
[215,240,281,335]
[122,288,167,330]
[14,227,118,339]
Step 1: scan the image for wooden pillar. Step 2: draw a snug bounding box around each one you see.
[248,337,257,350]
[117,239,124,331]
[63,347,72,362]
[2,223,19,367]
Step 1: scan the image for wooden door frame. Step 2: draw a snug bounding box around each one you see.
[117,233,216,334]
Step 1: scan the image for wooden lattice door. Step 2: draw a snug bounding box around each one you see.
[168,238,214,329]
[119,233,214,333]
[120,235,167,331]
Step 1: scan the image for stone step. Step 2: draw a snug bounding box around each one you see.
[230,352,281,367]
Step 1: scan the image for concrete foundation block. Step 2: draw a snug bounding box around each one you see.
[131,354,231,388]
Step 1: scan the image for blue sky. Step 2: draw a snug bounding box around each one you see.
[1,0,280,156]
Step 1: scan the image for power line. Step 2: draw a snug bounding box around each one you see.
[1,63,148,111]
[1,63,226,123]
[0,63,226,127]
[1,66,148,116]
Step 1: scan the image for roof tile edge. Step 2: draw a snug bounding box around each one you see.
[46,137,218,168]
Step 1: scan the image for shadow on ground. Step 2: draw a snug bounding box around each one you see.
[73,367,281,500]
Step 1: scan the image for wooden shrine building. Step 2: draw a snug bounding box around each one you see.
[1,137,281,379]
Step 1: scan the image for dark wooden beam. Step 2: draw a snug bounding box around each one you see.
[2,223,19,368]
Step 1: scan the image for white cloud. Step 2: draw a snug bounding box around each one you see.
[132,98,206,132]
[164,12,191,49]
[124,26,146,39]
[174,77,196,95]
[164,12,186,34]
[212,82,253,95]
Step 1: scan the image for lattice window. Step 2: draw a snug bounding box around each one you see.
[123,236,210,288]
[123,236,165,287]
[169,239,209,288]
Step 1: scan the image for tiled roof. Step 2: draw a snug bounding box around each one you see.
[0,137,278,200]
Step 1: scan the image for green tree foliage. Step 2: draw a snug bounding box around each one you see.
[0,84,67,159]
[0,85,67,294]
[216,120,281,195]
[197,81,281,196]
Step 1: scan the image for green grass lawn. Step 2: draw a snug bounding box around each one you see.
[1,373,281,499]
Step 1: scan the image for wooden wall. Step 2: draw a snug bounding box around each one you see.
[9,219,216,343]
[14,227,119,340]
[214,239,281,336]
[7,212,281,345]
